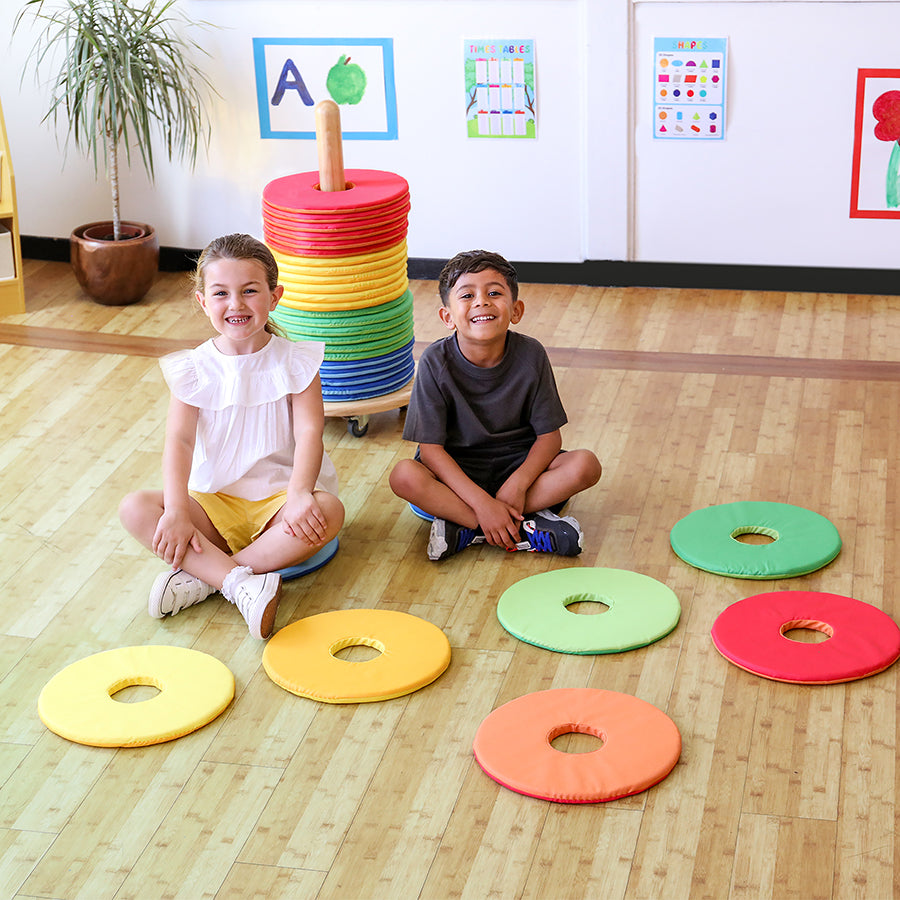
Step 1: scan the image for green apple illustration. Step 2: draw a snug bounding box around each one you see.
[326,55,367,105]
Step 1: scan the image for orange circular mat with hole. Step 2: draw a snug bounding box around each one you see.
[473,688,681,803]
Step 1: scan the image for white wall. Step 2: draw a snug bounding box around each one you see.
[2,0,899,271]
[633,1,900,270]
[2,0,590,262]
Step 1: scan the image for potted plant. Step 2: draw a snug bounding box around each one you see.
[15,0,214,305]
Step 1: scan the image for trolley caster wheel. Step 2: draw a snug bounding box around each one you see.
[347,416,369,437]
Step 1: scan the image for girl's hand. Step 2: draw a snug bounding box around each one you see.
[152,508,202,569]
[474,497,523,550]
[281,490,328,545]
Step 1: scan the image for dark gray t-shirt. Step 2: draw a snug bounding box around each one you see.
[403,331,567,490]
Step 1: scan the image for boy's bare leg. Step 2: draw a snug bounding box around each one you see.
[389,458,480,527]
[522,450,602,514]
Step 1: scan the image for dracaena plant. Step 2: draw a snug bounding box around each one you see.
[15,0,215,239]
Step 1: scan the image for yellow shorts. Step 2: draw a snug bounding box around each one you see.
[190,490,288,554]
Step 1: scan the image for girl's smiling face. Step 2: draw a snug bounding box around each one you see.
[438,267,524,360]
[196,257,283,354]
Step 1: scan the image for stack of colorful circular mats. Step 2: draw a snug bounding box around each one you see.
[263,169,415,402]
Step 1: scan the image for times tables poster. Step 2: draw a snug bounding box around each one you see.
[464,39,536,139]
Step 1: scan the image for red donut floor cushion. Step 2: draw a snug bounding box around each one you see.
[711,590,900,683]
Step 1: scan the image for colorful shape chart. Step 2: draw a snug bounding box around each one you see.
[653,37,726,141]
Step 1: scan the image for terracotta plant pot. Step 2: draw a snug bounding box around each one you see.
[70,221,160,306]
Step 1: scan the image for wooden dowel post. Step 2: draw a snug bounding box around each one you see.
[315,100,346,192]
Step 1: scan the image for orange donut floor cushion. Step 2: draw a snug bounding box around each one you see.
[473,688,681,803]
[38,646,235,748]
[263,608,451,703]
[711,590,900,684]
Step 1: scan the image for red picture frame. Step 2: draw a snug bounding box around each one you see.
[849,68,900,219]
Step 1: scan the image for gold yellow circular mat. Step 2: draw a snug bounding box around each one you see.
[39,646,234,747]
[263,609,451,703]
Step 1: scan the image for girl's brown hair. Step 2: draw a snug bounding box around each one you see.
[194,234,285,335]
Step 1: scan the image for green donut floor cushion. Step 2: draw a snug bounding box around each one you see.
[262,609,451,703]
[497,568,681,654]
[39,646,234,748]
[711,590,900,684]
[274,290,412,327]
[670,501,841,579]
[473,688,681,803]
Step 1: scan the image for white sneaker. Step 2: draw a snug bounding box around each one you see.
[229,572,282,639]
[148,569,216,619]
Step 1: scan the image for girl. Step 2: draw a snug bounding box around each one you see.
[119,234,344,639]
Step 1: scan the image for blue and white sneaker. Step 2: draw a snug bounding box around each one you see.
[427,518,486,561]
[519,509,583,556]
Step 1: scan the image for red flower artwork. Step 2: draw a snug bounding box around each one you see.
[872,90,900,207]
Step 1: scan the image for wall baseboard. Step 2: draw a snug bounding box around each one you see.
[22,236,200,272]
[409,257,900,296]
[22,236,900,296]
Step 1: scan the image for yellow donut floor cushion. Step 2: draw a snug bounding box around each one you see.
[39,645,235,748]
[263,608,451,703]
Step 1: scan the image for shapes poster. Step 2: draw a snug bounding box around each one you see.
[850,69,900,219]
[653,38,726,141]
[464,40,536,139]
[253,38,398,140]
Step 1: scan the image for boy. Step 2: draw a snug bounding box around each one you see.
[389,250,602,560]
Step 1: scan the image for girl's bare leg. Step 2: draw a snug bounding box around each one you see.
[233,491,345,574]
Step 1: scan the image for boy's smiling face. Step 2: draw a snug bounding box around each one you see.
[439,267,524,363]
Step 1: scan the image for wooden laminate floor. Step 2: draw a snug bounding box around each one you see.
[2,260,900,899]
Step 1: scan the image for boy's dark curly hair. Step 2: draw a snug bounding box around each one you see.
[437,250,518,305]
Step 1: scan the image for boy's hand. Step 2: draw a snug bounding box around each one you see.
[153,508,202,569]
[495,479,528,518]
[474,497,524,549]
[282,490,328,545]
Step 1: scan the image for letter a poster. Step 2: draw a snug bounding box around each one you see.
[464,40,536,139]
[253,37,397,140]
[653,37,727,141]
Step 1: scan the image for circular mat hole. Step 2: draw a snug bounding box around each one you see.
[548,724,605,754]
[563,592,611,615]
[731,526,779,545]
[314,180,357,192]
[110,683,162,704]
[780,620,833,644]
[330,637,385,663]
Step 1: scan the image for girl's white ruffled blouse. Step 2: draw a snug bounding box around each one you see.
[160,336,338,500]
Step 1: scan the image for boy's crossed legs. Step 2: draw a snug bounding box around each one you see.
[390,449,601,560]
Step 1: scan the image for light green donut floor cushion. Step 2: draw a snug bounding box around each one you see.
[670,501,841,579]
[497,568,681,655]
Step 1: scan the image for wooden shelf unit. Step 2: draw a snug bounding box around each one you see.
[0,96,26,315]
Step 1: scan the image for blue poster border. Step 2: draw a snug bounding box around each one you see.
[253,37,398,140]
